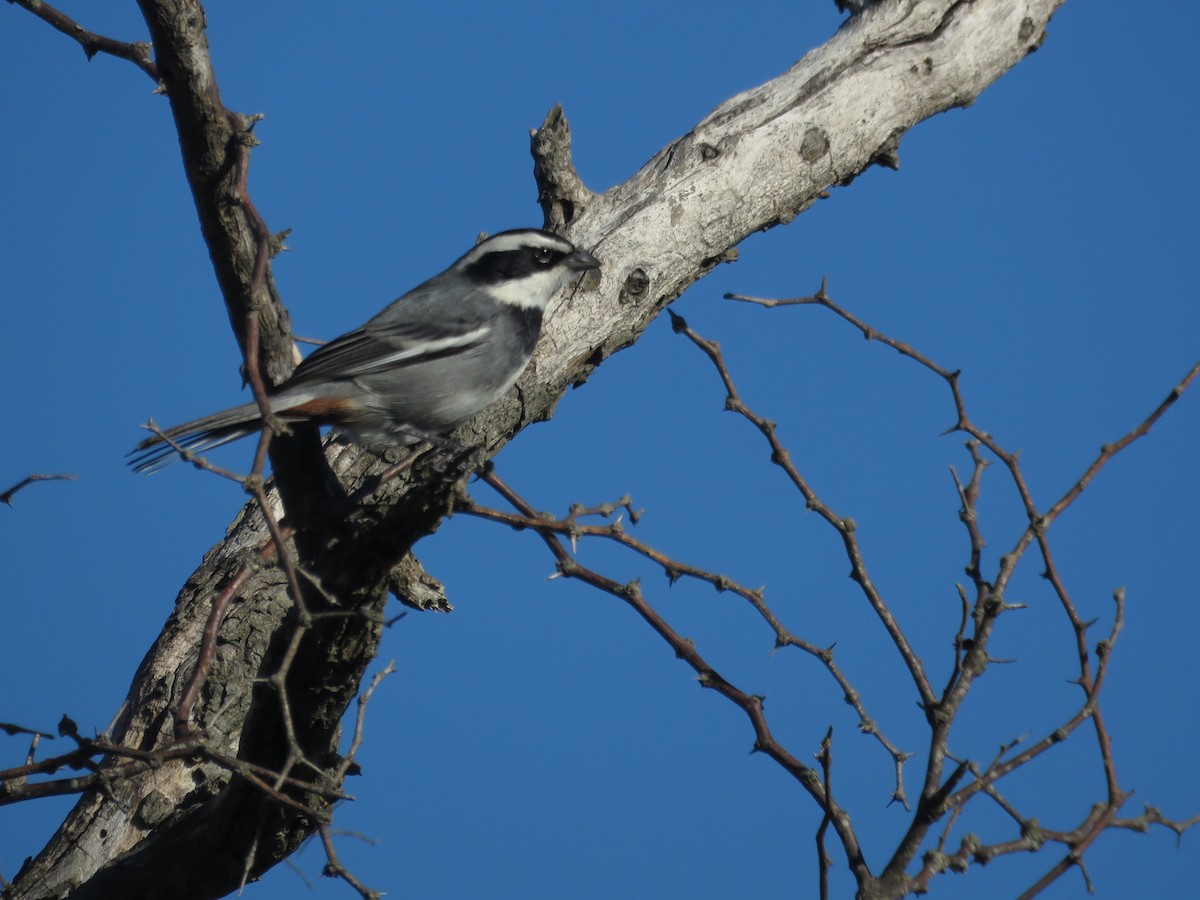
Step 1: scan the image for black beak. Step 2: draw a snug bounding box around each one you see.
[566,247,601,272]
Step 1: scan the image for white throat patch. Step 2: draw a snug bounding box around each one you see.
[484,267,570,310]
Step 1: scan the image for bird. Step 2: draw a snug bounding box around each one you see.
[130,228,601,473]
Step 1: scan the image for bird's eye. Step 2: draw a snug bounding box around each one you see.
[532,247,555,265]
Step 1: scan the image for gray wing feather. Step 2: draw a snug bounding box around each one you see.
[288,279,494,385]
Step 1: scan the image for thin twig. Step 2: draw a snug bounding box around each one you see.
[460,491,913,805]
[476,467,874,890]
[815,728,834,900]
[319,825,383,900]
[333,662,396,781]
[1,473,77,506]
[10,0,160,84]
[732,283,1200,895]
[669,306,937,711]
[0,722,55,740]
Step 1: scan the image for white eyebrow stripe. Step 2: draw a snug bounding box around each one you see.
[349,325,492,375]
[455,231,574,267]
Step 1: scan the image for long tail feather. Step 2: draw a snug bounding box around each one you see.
[128,402,265,473]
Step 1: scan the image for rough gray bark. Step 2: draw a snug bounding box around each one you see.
[6,1,1063,897]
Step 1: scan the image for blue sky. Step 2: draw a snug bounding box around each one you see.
[2,2,1197,898]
